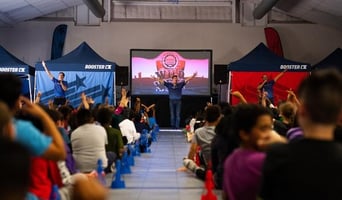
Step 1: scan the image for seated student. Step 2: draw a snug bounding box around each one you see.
[3,103,40,200]
[0,73,66,161]
[222,104,284,200]
[71,109,108,173]
[0,138,31,200]
[211,115,234,189]
[57,105,74,131]
[45,108,78,175]
[111,88,130,130]
[0,102,44,200]
[34,107,109,199]
[114,88,130,116]
[134,97,156,129]
[119,108,140,144]
[210,102,234,189]
[273,102,296,137]
[146,104,157,129]
[133,112,150,134]
[285,115,304,142]
[0,79,106,200]
[133,97,144,118]
[29,156,64,199]
[260,69,342,200]
[96,107,124,173]
[14,106,66,199]
[133,112,153,152]
[183,105,221,180]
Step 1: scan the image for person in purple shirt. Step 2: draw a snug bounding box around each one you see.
[42,61,68,106]
[158,72,197,129]
[222,104,285,200]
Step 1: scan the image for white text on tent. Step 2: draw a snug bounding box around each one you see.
[280,65,307,70]
[0,67,25,72]
[84,65,112,70]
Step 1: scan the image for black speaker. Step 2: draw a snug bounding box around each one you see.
[115,66,129,86]
[214,64,228,84]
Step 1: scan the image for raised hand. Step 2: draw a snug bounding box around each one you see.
[48,99,54,109]
[81,92,86,101]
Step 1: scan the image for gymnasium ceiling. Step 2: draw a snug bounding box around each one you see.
[0,0,341,30]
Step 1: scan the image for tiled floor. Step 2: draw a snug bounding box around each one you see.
[105,129,222,200]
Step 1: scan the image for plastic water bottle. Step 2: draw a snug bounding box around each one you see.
[97,159,107,186]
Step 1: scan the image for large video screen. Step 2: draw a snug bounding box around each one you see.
[130,49,212,96]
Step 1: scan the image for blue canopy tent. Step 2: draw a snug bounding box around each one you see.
[0,45,35,101]
[312,48,342,73]
[228,43,311,105]
[35,42,116,107]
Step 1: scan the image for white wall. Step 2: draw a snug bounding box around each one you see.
[0,21,341,67]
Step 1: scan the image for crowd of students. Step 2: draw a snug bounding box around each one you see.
[0,74,157,200]
[181,68,342,200]
[1,68,341,200]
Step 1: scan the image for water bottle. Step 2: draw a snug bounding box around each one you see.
[97,159,107,186]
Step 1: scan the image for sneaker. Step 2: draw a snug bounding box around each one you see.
[195,168,206,181]
[183,158,198,173]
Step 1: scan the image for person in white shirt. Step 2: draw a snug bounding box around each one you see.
[119,108,140,144]
[71,109,108,173]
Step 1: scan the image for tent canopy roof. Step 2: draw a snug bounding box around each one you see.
[313,48,342,72]
[228,43,311,72]
[0,45,34,75]
[35,42,116,71]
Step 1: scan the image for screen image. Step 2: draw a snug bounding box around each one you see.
[131,50,212,96]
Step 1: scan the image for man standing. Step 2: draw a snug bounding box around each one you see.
[158,72,197,129]
[42,61,68,106]
[257,69,286,104]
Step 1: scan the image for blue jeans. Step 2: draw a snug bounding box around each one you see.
[169,99,181,128]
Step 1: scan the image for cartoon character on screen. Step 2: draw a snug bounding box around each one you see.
[153,52,186,92]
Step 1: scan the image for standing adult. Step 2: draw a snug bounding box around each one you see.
[42,61,68,106]
[158,72,197,129]
[257,69,286,105]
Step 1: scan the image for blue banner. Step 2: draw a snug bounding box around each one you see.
[36,71,114,107]
[51,24,68,60]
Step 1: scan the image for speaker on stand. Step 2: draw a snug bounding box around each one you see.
[214,64,228,104]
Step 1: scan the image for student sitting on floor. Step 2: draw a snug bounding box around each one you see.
[222,104,285,200]
[71,109,108,173]
[0,138,31,200]
[97,107,125,173]
[0,102,30,200]
[119,108,141,145]
[183,105,221,180]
